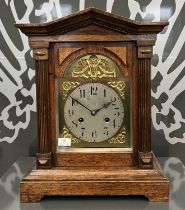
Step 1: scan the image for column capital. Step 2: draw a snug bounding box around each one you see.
[33,48,48,60]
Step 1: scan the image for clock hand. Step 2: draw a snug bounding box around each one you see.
[70,96,93,114]
[93,100,113,115]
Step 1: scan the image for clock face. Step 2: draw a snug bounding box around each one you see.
[64,83,124,142]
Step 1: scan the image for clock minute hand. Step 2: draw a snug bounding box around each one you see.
[70,96,93,113]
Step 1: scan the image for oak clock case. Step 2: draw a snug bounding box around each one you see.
[16,8,169,202]
[57,54,130,149]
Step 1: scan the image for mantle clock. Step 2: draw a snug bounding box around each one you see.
[16,8,169,202]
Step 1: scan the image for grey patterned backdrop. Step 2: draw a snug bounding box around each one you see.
[0,0,185,176]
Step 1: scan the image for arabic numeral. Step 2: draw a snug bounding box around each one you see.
[91,86,98,95]
[68,109,74,117]
[72,120,78,127]
[80,89,86,98]
[72,98,78,106]
[104,89,106,97]
[92,130,97,140]
[80,127,85,136]
[113,119,116,128]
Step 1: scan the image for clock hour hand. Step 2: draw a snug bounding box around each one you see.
[92,100,113,115]
[70,96,93,114]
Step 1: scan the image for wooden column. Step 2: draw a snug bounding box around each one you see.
[137,42,154,169]
[33,48,52,169]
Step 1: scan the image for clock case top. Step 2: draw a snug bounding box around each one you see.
[16,8,168,169]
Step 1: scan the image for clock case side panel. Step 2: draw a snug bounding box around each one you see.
[51,42,138,168]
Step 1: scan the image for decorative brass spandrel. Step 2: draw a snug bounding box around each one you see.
[63,126,81,144]
[108,127,126,144]
[59,81,80,99]
[72,54,116,79]
[108,81,126,98]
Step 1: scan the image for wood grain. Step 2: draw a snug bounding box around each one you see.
[20,154,169,202]
[35,60,52,169]
[104,46,127,64]
[58,47,81,65]
[55,42,128,77]
[138,58,151,153]
[35,60,50,154]
[16,8,168,36]
[55,152,134,167]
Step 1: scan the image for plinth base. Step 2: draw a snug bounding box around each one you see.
[20,155,169,202]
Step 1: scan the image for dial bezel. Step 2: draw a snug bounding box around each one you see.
[57,78,130,148]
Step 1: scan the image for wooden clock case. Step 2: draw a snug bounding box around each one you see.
[16,8,169,202]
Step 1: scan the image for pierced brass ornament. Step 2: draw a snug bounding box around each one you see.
[60,81,80,99]
[72,54,116,79]
[63,126,81,144]
[108,127,126,144]
[108,81,126,98]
